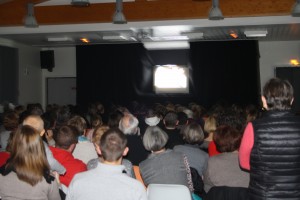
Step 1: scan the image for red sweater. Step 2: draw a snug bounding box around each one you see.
[49,146,87,187]
[0,152,10,167]
[208,141,221,157]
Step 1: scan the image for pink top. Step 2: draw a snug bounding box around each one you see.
[238,122,254,170]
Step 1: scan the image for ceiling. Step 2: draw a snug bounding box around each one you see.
[0,0,300,47]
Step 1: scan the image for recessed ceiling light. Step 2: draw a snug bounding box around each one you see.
[244,30,268,37]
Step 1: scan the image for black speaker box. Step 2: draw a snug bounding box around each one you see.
[40,50,55,71]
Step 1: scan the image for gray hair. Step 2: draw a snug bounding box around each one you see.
[143,126,168,151]
[119,113,140,135]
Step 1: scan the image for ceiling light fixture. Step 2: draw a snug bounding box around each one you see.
[71,0,90,7]
[291,0,300,17]
[244,30,268,37]
[24,3,38,28]
[208,0,224,20]
[113,0,127,24]
[47,37,73,42]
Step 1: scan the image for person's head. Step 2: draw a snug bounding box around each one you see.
[92,125,110,145]
[3,111,19,131]
[245,104,259,122]
[145,109,160,126]
[182,122,205,145]
[163,111,178,128]
[177,111,189,126]
[119,113,139,135]
[22,115,45,135]
[56,105,71,128]
[9,125,49,186]
[204,115,217,134]
[108,110,124,128]
[262,78,294,111]
[143,126,168,152]
[99,128,128,162]
[90,114,103,129]
[213,125,242,153]
[54,125,78,152]
[67,115,87,136]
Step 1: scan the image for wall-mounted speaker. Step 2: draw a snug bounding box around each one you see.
[40,50,55,72]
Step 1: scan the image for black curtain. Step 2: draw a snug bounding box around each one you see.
[77,41,261,110]
[76,43,154,109]
[189,40,261,108]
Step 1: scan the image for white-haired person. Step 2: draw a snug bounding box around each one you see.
[119,113,148,165]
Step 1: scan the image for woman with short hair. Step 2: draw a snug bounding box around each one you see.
[139,126,193,192]
[0,125,61,200]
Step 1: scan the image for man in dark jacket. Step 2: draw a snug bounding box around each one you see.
[239,78,300,200]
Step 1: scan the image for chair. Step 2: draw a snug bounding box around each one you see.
[133,165,146,188]
[147,184,192,200]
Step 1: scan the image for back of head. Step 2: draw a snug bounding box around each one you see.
[119,113,139,135]
[3,111,19,131]
[108,110,124,128]
[143,126,168,151]
[92,125,110,144]
[9,125,49,186]
[54,125,78,150]
[182,122,205,145]
[263,78,294,110]
[100,128,127,162]
[213,125,242,153]
[163,111,178,128]
[22,115,44,133]
[204,116,217,134]
[67,115,87,135]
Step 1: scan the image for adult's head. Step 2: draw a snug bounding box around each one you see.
[213,125,242,153]
[67,115,87,136]
[108,110,124,128]
[262,78,294,111]
[182,122,205,145]
[163,111,178,129]
[8,125,49,186]
[119,113,139,135]
[22,115,45,136]
[143,126,168,152]
[99,128,128,162]
[54,125,78,152]
[3,111,19,131]
[92,125,110,147]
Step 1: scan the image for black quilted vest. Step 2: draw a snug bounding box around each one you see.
[250,111,300,200]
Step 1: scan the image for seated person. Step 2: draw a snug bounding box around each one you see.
[87,125,135,178]
[66,128,147,200]
[203,125,249,192]
[0,125,60,200]
[139,126,194,192]
[50,125,87,188]
[174,122,209,177]
[23,115,66,175]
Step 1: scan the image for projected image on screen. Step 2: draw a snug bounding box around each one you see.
[154,65,189,94]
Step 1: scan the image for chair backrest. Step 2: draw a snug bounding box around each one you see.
[147,184,192,200]
[133,165,146,188]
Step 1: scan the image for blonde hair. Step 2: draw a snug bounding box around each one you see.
[92,125,110,145]
[8,125,49,186]
[204,116,217,133]
[23,115,44,133]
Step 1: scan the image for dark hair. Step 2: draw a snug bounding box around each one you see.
[100,128,127,162]
[213,125,242,153]
[263,78,294,110]
[108,110,124,128]
[54,125,78,150]
[3,111,19,131]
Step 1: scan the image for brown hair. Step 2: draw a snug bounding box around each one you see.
[213,125,242,153]
[100,128,127,162]
[67,115,87,136]
[3,111,19,131]
[8,125,49,186]
[54,125,78,150]
[263,78,294,110]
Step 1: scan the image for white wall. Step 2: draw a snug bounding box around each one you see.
[259,41,300,90]
[0,38,42,106]
[41,47,76,107]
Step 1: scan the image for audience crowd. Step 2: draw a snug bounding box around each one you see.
[0,77,299,200]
